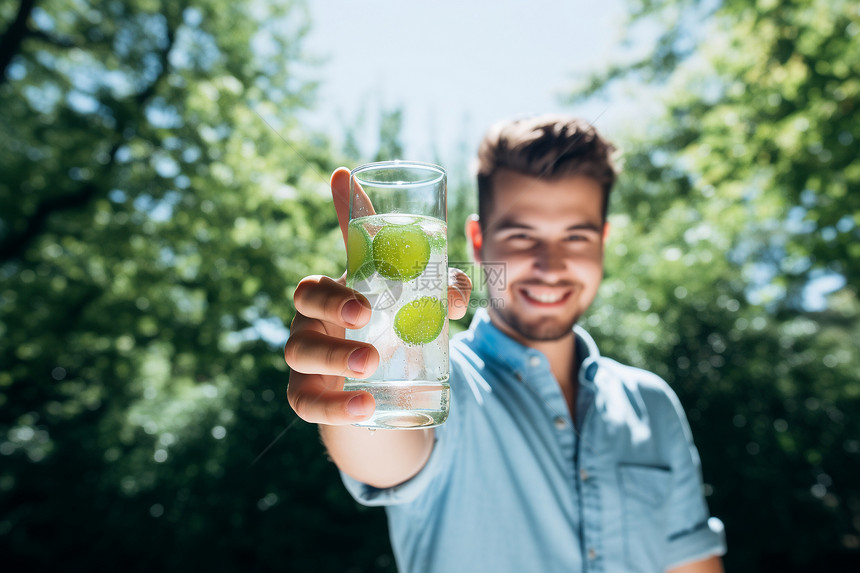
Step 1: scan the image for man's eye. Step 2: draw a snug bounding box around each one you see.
[502,233,532,242]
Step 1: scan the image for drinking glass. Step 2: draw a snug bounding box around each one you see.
[344,161,449,429]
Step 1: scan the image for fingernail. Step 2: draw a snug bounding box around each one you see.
[348,347,370,373]
[341,299,362,325]
[347,395,368,417]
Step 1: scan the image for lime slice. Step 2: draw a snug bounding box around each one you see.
[372,223,431,282]
[429,229,447,254]
[347,223,374,282]
[394,296,446,345]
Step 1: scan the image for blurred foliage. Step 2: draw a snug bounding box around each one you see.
[373,107,404,163]
[572,0,860,571]
[0,0,394,570]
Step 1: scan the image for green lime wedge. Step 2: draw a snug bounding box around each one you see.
[429,229,447,254]
[372,223,431,282]
[394,296,446,345]
[347,223,374,282]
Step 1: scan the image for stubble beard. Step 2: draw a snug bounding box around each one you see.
[490,302,580,342]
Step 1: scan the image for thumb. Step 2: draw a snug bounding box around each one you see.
[331,167,375,249]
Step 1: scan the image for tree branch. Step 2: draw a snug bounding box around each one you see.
[0,143,121,262]
[0,0,36,86]
[133,11,179,106]
[29,28,77,49]
[0,8,181,263]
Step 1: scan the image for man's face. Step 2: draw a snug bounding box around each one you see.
[473,169,607,343]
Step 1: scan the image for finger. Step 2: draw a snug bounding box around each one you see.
[331,167,351,245]
[331,167,375,249]
[447,268,473,320]
[294,275,372,329]
[284,329,380,378]
[287,372,376,425]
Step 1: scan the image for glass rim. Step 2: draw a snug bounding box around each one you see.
[350,160,446,187]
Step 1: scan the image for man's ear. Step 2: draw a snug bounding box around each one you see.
[602,221,611,244]
[465,214,483,262]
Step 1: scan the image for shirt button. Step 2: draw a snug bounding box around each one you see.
[529,356,541,368]
[588,548,598,560]
[580,468,589,481]
[553,416,566,430]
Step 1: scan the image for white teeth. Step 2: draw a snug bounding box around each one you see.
[524,289,563,303]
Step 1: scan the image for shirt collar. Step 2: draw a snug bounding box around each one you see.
[465,308,602,385]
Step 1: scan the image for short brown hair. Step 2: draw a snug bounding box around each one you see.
[476,114,618,226]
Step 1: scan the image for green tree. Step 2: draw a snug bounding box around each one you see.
[570,0,860,570]
[373,107,405,162]
[0,0,393,570]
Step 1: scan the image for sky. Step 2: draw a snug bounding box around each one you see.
[301,0,643,169]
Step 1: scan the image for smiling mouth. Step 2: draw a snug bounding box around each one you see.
[519,286,572,305]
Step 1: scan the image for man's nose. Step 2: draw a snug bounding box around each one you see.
[533,243,566,278]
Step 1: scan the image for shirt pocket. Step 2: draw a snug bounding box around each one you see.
[618,463,673,572]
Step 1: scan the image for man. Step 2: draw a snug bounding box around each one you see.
[285,115,726,572]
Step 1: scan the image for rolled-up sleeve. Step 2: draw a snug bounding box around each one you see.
[662,391,727,568]
[339,424,452,506]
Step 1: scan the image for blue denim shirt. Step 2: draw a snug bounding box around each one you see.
[342,309,726,572]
